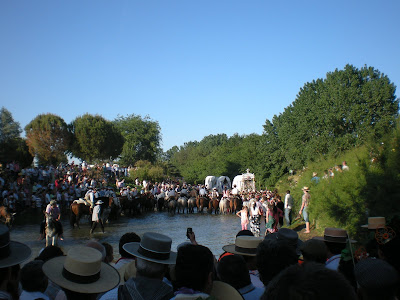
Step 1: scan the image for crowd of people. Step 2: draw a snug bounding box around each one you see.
[1,215,399,300]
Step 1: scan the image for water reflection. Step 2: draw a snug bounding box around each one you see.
[11,211,246,260]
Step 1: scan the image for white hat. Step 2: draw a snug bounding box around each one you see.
[42,246,120,294]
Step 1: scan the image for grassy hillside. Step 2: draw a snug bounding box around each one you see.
[275,123,400,239]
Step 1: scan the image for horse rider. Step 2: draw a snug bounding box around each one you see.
[180,184,188,197]
[222,186,230,199]
[199,185,207,197]
[167,187,176,200]
[40,200,64,240]
[210,187,219,200]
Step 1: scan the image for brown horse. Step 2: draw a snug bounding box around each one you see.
[0,206,15,228]
[196,196,209,213]
[232,196,243,213]
[208,198,219,214]
[70,202,91,229]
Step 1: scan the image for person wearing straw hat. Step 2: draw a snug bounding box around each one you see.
[299,186,311,233]
[90,200,105,234]
[42,246,120,300]
[100,232,176,300]
[0,224,32,300]
[361,217,386,230]
[313,227,357,271]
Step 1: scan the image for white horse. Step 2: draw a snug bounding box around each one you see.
[219,198,230,214]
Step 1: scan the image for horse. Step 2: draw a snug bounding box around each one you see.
[208,198,219,214]
[45,214,60,247]
[189,189,198,198]
[196,196,209,213]
[156,193,166,212]
[70,202,91,229]
[177,196,188,214]
[119,196,139,216]
[0,206,16,228]
[219,198,230,214]
[187,197,196,214]
[167,199,177,215]
[231,196,242,213]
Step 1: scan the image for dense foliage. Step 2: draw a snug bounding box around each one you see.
[70,114,123,162]
[167,65,399,187]
[114,114,161,165]
[0,107,32,166]
[24,113,69,165]
[275,120,400,237]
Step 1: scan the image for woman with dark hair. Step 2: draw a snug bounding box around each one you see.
[249,202,262,237]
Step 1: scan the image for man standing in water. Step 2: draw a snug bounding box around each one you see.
[299,187,311,233]
[90,200,104,234]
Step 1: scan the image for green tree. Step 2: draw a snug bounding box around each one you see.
[0,107,30,164]
[25,113,70,165]
[70,114,123,163]
[263,64,399,183]
[0,107,21,143]
[114,114,161,165]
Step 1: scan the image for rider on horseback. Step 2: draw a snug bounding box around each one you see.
[40,200,64,240]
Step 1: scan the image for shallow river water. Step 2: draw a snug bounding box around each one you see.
[10,210,257,261]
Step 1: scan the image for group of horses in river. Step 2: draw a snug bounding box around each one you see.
[68,189,244,228]
[0,189,245,245]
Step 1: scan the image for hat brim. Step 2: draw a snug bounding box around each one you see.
[210,281,243,300]
[123,243,177,265]
[361,224,385,229]
[0,241,32,268]
[222,244,257,256]
[42,256,120,294]
[313,236,357,244]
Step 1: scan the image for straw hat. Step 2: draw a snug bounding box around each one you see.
[314,228,357,244]
[265,228,304,255]
[42,246,120,294]
[210,281,244,300]
[123,232,177,265]
[302,186,310,191]
[222,236,263,256]
[0,225,32,268]
[361,217,386,229]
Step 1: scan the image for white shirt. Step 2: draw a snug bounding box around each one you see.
[92,205,101,221]
[284,193,293,209]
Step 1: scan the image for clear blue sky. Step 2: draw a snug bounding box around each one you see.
[1,1,399,152]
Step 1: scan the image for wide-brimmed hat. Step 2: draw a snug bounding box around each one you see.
[361,217,386,229]
[42,246,120,294]
[210,281,243,300]
[123,232,177,264]
[0,225,32,268]
[50,200,57,205]
[314,228,356,244]
[302,186,310,191]
[265,228,304,255]
[222,236,263,256]
[95,200,104,205]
